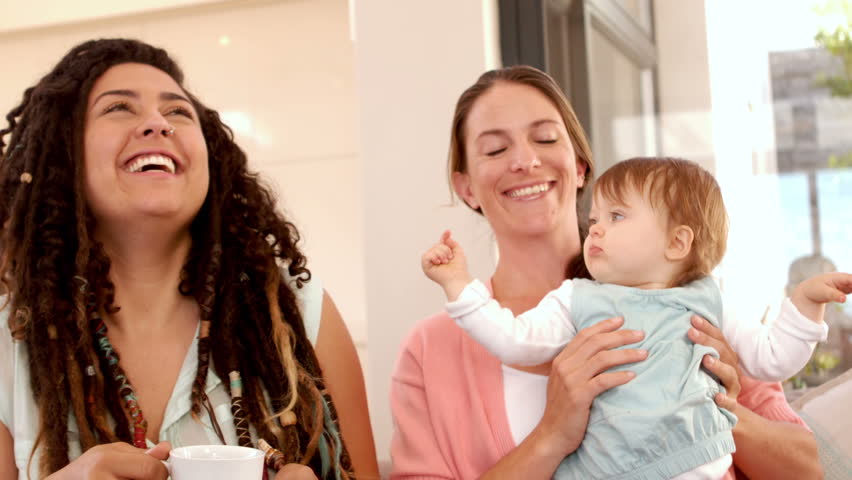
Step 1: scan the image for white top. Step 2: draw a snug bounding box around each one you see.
[501,365,547,444]
[450,278,828,382]
[0,275,323,479]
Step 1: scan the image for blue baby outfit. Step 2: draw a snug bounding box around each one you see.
[554,277,737,480]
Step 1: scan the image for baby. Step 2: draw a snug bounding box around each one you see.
[422,157,851,480]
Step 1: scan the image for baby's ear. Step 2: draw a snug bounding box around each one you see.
[666,225,694,261]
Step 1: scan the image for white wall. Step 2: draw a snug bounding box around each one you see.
[0,0,228,33]
[353,0,501,464]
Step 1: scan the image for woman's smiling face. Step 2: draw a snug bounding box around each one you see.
[83,62,209,230]
[453,81,587,239]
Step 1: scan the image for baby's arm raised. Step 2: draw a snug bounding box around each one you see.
[447,280,578,366]
[720,274,850,382]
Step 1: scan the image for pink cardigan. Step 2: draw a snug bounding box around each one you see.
[389,311,809,480]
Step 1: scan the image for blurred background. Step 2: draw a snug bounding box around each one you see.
[2,0,851,468]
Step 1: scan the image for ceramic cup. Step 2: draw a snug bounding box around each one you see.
[167,445,265,480]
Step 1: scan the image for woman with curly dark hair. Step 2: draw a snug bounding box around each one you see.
[0,38,378,480]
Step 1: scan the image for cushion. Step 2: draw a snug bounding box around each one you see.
[791,368,852,479]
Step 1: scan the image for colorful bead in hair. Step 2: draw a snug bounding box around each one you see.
[259,438,287,471]
[229,370,253,447]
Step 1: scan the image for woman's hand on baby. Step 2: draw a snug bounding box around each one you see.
[688,316,741,411]
[790,271,852,324]
[421,230,473,300]
[537,317,646,457]
[46,441,171,480]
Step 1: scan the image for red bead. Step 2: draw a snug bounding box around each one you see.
[134,429,146,448]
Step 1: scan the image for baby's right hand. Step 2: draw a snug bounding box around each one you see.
[421,230,473,300]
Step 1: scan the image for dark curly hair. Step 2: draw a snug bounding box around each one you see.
[0,38,352,478]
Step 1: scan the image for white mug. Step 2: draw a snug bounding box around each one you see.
[167,445,265,480]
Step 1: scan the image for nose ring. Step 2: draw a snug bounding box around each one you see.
[163,125,176,137]
[530,157,542,167]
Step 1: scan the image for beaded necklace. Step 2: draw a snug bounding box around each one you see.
[80,265,324,474]
[93,316,230,449]
[92,316,148,448]
[92,317,294,469]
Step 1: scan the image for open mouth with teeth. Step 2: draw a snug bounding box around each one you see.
[505,181,554,199]
[125,154,177,174]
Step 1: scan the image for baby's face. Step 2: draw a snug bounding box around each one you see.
[584,188,673,289]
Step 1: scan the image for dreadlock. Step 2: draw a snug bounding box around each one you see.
[0,38,352,478]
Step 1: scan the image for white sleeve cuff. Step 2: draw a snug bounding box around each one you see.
[446,279,493,319]
[777,297,829,343]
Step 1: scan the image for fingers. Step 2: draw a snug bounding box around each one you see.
[823,272,852,295]
[274,463,319,480]
[590,370,638,395]
[819,283,847,304]
[85,444,170,480]
[444,235,460,251]
[422,244,454,266]
[556,317,623,358]
[113,451,170,480]
[820,273,851,302]
[800,272,852,303]
[702,354,741,400]
[688,315,739,368]
[802,277,847,303]
[551,316,646,394]
[558,317,644,364]
[574,348,648,381]
[144,441,172,461]
[689,315,724,342]
[714,392,738,412]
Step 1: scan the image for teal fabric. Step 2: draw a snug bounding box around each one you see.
[554,277,737,480]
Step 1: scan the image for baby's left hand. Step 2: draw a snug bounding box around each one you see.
[791,272,852,323]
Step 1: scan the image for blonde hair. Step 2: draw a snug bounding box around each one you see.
[594,157,728,286]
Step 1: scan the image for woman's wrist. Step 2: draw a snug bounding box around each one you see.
[480,425,572,480]
[730,401,757,439]
[527,420,576,463]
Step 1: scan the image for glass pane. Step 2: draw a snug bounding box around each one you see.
[770,46,852,387]
[589,26,656,171]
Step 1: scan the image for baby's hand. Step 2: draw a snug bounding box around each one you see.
[421,230,473,300]
[791,272,852,323]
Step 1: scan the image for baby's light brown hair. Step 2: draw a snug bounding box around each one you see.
[593,157,729,287]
